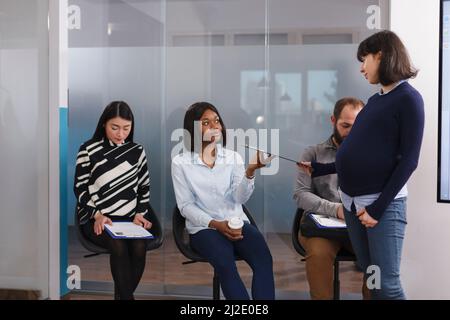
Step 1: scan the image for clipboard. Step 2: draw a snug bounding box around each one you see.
[243,144,300,165]
[300,213,349,241]
[309,214,347,229]
[104,222,155,239]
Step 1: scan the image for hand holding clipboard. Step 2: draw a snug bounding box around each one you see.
[242,145,312,175]
[243,144,301,165]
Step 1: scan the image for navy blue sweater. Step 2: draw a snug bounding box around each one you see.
[312,82,424,220]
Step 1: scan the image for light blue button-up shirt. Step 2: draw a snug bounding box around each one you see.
[339,80,408,214]
[171,144,255,234]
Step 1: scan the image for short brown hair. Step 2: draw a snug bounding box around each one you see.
[357,30,418,86]
[333,97,364,120]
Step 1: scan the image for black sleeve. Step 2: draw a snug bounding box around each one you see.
[311,161,337,178]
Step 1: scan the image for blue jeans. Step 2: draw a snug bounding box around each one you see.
[190,223,275,300]
[343,197,407,300]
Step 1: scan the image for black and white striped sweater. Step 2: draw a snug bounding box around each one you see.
[74,138,150,225]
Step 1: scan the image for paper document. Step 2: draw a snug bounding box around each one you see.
[104,222,154,239]
[310,214,347,229]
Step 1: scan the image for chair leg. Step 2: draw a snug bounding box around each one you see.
[213,270,220,300]
[333,260,340,300]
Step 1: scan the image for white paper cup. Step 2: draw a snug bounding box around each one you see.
[228,217,244,230]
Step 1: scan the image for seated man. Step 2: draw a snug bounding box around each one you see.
[293,97,366,300]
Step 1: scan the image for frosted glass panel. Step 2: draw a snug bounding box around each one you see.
[0,0,49,297]
[67,0,388,299]
[265,0,386,235]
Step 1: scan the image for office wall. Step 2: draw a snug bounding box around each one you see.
[390,0,449,299]
[0,0,49,296]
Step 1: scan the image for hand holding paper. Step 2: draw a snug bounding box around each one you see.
[94,214,113,236]
[250,150,276,167]
[259,150,276,165]
[298,161,313,176]
[246,150,276,178]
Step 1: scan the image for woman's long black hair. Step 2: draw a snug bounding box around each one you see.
[92,101,134,142]
[183,102,227,152]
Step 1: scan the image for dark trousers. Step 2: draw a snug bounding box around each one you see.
[190,223,275,300]
[82,220,147,300]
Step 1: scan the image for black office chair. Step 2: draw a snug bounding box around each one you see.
[291,208,356,300]
[74,204,163,298]
[172,205,257,300]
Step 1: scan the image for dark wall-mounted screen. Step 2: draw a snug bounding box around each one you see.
[438,0,450,201]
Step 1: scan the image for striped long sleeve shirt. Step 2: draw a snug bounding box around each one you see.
[74,138,150,225]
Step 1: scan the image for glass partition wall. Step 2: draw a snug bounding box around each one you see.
[67,0,389,299]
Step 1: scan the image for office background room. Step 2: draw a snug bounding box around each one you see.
[64,0,388,298]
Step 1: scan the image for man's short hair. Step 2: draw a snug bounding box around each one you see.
[333,97,365,120]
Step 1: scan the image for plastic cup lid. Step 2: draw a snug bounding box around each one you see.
[228,217,244,229]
